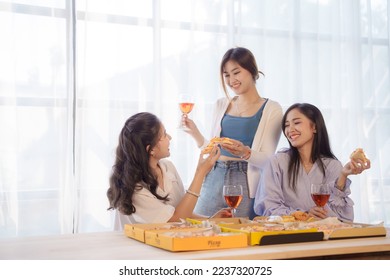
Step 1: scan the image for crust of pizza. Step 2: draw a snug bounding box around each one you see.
[350,148,369,163]
[202,137,234,154]
[281,215,296,222]
[291,211,311,221]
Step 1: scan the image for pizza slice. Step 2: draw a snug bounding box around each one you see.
[350,148,369,164]
[202,137,234,154]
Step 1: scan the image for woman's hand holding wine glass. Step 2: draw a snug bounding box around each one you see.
[178,94,194,130]
[223,185,243,218]
[309,183,331,219]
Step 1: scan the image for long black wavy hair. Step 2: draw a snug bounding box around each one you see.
[107,112,168,215]
[282,103,337,191]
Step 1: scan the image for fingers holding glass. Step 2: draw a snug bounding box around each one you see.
[178,94,194,130]
[310,183,331,209]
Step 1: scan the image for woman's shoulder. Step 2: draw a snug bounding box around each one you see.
[133,183,152,196]
[215,96,230,106]
[264,98,282,110]
[275,148,291,159]
[159,159,177,171]
[264,148,290,164]
[261,99,283,122]
[159,159,182,179]
[321,156,342,167]
[263,149,290,171]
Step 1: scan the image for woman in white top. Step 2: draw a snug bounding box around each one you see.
[107,112,228,230]
[183,47,282,219]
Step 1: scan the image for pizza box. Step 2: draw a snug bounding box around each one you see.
[186,217,250,225]
[327,222,387,240]
[124,222,200,242]
[219,223,322,245]
[144,228,248,251]
[297,218,387,240]
[247,217,387,241]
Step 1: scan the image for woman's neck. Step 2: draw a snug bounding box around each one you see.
[150,160,164,190]
[235,90,261,104]
[233,92,263,117]
[149,154,160,168]
[149,157,160,174]
[298,146,313,165]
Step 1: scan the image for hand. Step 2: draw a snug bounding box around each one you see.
[220,139,249,158]
[307,206,328,219]
[181,115,199,135]
[210,208,232,218]
[196,145,221,176]
[343,158,371,176]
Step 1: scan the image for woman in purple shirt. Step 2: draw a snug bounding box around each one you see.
[254,103,371,221]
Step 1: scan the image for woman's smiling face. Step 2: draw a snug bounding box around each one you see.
[284,108,316,150]
[223,60,254,95]
[152,124,171,160]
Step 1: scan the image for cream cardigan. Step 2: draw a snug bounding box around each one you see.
[200,97,283,197]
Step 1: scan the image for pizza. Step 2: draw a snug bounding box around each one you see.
[291,211,312,221]
[202,137,234,154]
[350,148,369,164]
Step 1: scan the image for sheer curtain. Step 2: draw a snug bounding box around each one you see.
[0,0,75,236]
[0,0,389,237]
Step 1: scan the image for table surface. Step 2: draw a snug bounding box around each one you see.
[1,229,390,260]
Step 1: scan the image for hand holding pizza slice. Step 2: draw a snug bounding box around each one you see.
[202,137,234,154]
[342,147,371,176]
[349,148,369,165]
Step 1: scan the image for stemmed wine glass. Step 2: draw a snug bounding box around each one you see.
[178,94,195,130]
[223,185,243,218]
[310,183,331,209]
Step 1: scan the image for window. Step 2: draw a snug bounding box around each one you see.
[1,0,389,237]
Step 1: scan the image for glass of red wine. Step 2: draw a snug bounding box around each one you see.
[223,185,243,218]
[178,94,194,130]
[310,183,331,209]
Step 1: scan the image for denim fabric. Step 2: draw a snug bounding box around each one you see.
[194,160,256,219]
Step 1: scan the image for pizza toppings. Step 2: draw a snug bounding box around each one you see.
[291,211,312,221]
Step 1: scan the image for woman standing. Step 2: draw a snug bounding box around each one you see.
[253,103,371,221]
[183,47,283,219]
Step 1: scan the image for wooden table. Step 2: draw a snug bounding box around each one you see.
[1,229,390,260]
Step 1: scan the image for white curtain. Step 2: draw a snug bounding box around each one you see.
[0,0,389,237]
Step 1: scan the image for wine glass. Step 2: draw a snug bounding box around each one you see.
[223,185,243,218]
[310,183,331,209]
[178,94,195,130]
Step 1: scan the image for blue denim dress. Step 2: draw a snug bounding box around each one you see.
[193,160,256,219]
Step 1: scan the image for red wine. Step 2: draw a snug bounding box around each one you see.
[311,194,330,207]
[224,195,243,209]
[179,102,194,114]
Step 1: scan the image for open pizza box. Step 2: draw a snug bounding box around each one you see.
[185,217,250,225]
[307,218,387,240]
[219,223,322,245]
[253,216,387,240]
[124,222,202,242]
[144,228,248,251]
